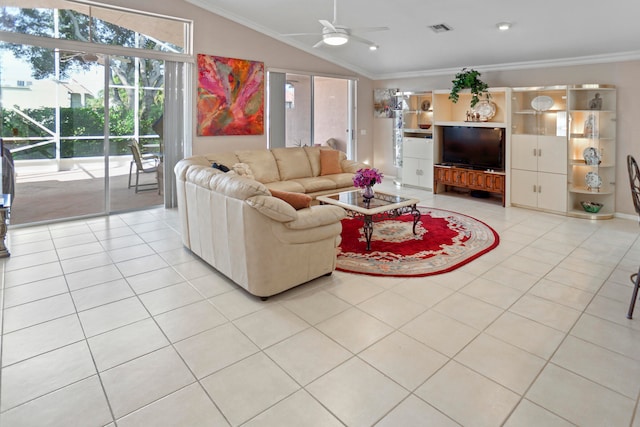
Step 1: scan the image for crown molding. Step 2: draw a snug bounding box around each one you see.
[373,50,640,80]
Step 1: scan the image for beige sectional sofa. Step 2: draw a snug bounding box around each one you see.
[184,146,366,197]
[175,147,365,298]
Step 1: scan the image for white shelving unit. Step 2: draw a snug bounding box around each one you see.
[510,86,568,214]
[400,92,433,190]
[402,136,434,189]
[567,85,616,219]
[378,83,617,219]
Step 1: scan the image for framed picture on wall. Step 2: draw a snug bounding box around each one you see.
[197,54,264,136]
[373,88,398,118]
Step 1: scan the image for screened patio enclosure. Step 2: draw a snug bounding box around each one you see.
[0,0,192,225]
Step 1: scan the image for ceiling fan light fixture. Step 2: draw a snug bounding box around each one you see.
[369,44,378,51]
[323,32,349,46]
[496,22,512,31]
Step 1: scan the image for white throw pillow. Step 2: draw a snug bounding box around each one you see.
[232,163,255,180]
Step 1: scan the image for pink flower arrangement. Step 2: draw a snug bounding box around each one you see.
[352,168,384,189]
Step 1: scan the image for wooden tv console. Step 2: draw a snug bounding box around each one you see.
[433,165,506,206]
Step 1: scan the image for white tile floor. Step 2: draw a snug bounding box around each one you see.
[1,183,640,426]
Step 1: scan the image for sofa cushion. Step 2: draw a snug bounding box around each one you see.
[204,153,240,169]
[340,159,364,174]
[303,146,322,177]
[290,177,338,193]
[272,147,313,180]
[235,150,280,183]
[320,149,343,176]
[246,195,297,222]
[269,189,312,210]
[264,180,306,193]
[323,173,357,189]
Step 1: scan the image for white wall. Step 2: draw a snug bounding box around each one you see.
[373,61,640,216]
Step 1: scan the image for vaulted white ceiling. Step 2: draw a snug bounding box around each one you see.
[187,0,640,79]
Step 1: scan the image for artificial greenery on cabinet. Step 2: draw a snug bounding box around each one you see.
[449,68,490,108]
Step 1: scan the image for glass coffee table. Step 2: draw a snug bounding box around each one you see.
[317,189,420,251]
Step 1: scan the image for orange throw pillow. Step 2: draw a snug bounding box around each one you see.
[319,149,342,176]
[270,189,312,210]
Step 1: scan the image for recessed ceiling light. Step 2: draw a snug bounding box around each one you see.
[496,22,511,31]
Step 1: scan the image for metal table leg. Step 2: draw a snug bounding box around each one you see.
[628,270,640,319]
[411,205,420,234]
[363,214,373,251]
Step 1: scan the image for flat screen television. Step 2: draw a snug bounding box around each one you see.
[441,126,505,170]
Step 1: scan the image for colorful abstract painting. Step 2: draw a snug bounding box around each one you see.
[197,54,264,136]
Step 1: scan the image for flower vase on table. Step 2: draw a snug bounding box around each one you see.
[362,185,375,200]
[353,168,384,202]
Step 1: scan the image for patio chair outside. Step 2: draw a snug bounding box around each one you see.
[128,140,159,193]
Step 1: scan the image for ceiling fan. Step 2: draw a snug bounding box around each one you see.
[282,0,389,50]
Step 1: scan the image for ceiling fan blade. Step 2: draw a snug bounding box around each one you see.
[60,51,82,62]
[281,32,321,36]
[319,19,336,32]
[312,39,325,48]
[351,26,390,34]
[349,34,376,46]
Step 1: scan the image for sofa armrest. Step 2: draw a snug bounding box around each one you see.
[175,156,214,180]
[341,159,369,173]
[284,205,346,230]
[246,195,298,222]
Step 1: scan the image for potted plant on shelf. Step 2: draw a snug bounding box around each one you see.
[449,68,490,108]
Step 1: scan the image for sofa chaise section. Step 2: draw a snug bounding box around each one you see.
[174,159,347,298]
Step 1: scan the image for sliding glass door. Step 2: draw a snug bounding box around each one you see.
[313,75,351,153]
[268,71,355,157]
[0,45,165,224]
[1,44,110,224]
[107,55,164,213]
[0,0,191,224]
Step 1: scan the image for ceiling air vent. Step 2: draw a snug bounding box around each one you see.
[428,23,453,33]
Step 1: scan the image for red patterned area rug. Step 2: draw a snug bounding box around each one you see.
[336,207,499,277]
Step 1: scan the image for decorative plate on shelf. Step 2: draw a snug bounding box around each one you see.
[583,147,601,165]
[585,171,602,190]
[531,95,554,111]
[472,100,496,121]
[420,100,431,111]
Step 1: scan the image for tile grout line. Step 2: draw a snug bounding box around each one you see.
[58,219,119,426]
[497,223,640,425]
